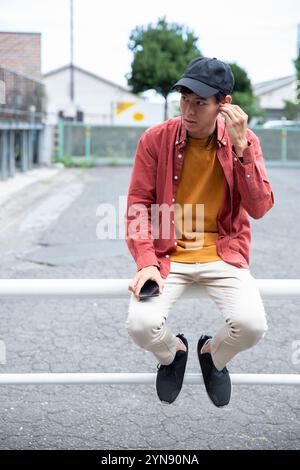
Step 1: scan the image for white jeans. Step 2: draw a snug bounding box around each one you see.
[126,260,268,370]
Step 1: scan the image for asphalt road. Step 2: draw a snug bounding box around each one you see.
[0,165,299,450]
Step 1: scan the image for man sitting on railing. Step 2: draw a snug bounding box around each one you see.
[125,57,275,408]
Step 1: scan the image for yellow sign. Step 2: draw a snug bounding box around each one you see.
[133,112,144,121]
[116,102,135,115]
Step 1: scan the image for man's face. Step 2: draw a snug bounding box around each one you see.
[179,91,229,133]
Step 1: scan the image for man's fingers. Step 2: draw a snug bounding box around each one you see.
[128,275,140,292]
[233,104,248,118]
[134,278,146,300]
[152,276,164,294]
[220,105,239,122]
[128,267,164,299]
[219,106,236,122]
[220,104,247,121]
[221,108,247,127]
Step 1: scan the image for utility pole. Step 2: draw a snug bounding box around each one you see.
[70,0,74,103]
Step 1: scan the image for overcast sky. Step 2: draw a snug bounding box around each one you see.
[0,0,299,90]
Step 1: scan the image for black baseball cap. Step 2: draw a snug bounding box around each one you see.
[172,57,235,97]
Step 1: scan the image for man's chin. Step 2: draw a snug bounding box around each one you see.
[183,120,198,129]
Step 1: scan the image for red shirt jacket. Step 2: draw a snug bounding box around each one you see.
[125,116,274,279]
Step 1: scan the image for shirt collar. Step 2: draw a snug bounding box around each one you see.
[175,115,227,149]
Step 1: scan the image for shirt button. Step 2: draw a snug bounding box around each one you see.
[175,140,179,144]
[223,140,227,145]
[178,154,182,159]
[165,254,170,258]
[174,241,177,246]
[234,157,238,161]
[171,220,174,224]
[174,175,178,180]
[247,174,250,178]
[172,197,175,202]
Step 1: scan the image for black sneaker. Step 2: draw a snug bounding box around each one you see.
[197,335,231,407]
[156,333,188,404]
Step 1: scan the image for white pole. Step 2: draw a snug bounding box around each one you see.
[0,279,299,388]
[0,373,299,385]
[0,279,300,298]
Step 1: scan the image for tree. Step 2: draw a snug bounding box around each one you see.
[126,17,201,119]
[283,52,300,120]
[229,63,264,122]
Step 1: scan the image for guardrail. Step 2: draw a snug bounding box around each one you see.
[0,279,299,386]
[1,279,300,298]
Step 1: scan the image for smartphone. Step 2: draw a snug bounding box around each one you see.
[139,279,160,300]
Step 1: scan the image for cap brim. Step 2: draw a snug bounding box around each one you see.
[171,77,219,97]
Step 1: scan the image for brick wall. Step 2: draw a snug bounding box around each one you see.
[0,31,41,80]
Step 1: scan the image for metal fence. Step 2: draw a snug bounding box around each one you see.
[253,126,300,166]
[0,67,46,180]
[57,120,147,164]
[0,278,299,386]
[0,66,45,122]
[56,120,300,166]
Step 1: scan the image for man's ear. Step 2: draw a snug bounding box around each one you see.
[224,95,232,104]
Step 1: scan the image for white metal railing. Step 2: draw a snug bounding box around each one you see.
[0,278,299,386]
[0,278,300,298]
[0,373,299,385]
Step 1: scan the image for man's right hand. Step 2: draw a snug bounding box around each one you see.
[128,265,164,301]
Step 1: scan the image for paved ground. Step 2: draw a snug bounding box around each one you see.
[0,165,299,450]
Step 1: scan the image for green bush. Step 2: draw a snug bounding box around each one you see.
[54,155,96,168]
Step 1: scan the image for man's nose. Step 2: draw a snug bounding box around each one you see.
[186,103,195,115]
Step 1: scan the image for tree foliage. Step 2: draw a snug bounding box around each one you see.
[127,17,262,121]
[283,52,300,120]
[126,17,201,118]
[229,62,263,121]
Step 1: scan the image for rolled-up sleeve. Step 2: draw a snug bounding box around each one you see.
[232,130,274,219]
[124,131,160,272]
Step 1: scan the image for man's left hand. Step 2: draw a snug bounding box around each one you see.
[219,103,248,154]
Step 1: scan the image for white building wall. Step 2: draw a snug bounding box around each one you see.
[256,81,296,109]
[44,67,143,125]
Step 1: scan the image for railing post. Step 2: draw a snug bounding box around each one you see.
[21,130,28,172]
[8,130,15,177]
[85,125,91,162]
[0,129,9,180]
[281,129,288,165]
[58,118,64,161]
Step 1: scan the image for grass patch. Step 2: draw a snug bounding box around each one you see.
[54,155,96,168]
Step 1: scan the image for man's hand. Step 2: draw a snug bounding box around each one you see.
[128,265,164,302]
[219,103,248,154]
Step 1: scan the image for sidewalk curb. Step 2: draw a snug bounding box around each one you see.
[0,164,65,206]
